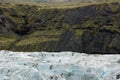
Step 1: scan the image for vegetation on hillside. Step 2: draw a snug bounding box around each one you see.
[0,2,120,53]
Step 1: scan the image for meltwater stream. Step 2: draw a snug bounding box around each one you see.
[0,50,120,80]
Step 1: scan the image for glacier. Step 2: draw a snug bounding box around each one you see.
[0,50,120,80]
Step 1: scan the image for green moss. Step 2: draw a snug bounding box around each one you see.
[109,3,119,12]
[82,20,97,29]
[75,30,83,36]
[101,25,120,33]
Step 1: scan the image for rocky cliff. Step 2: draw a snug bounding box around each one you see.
[0,2,120,53]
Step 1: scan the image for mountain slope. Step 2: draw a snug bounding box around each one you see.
[0,2,120,53]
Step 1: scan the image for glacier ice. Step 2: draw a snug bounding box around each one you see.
[0,50,120,80]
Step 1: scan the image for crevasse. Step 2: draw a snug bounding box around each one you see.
[0,50,120,80]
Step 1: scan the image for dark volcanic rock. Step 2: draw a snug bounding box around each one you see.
[56,30,74,51]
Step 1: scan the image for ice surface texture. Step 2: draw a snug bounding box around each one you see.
[0,50,120,80]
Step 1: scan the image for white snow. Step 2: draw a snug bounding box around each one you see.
[0,50,120,80]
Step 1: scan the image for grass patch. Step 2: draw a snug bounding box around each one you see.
[17,30,63,46]
[16,37,59,46]
[0,37,16,48]
[27,30,63,37]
